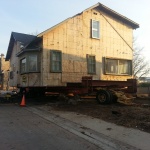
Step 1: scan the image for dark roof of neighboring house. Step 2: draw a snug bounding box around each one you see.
[38,2,139,37]
[15,36,42,57]
[6,32,37,61]
[12,32,36,46]
[139,77,150,80]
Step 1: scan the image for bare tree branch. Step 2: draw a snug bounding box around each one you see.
[133,38,150,78]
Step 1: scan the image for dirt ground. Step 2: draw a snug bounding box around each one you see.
[49,97,150,133]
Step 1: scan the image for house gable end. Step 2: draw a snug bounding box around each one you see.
[37,3,139,37]
[6,32,36,61]
[83,3,139,29]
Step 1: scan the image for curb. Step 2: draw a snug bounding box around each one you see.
[26,107,138,150]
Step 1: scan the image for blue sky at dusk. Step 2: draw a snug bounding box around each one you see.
[0,0,149,61]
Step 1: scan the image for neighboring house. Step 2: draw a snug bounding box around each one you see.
[6,32,38,87]
[0,54,10,90]
[138,77,150,83]
[6,3,139,89]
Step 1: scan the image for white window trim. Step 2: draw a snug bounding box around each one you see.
[91,20,100,39]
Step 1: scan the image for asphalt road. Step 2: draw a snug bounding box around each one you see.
[0,104,100,150]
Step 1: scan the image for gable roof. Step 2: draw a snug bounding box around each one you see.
[38,2,139,37]
[6,32,36,61]
[88,3,139,29]
[12,32,36,46]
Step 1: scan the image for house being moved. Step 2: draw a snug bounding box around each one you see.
[5,3,139,101]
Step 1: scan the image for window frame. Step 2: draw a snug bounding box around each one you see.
[20,53,40,74]
[28,54,38,72]
[104,57,132,75]
[20,57,27,74]
[91,20,100,39]
[87,54,96,74]
[50,50,62,73]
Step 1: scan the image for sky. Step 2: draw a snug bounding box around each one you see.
[0,0,150,61]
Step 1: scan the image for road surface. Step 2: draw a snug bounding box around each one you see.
[0,103,100,150]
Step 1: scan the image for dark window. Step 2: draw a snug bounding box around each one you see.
[10,71,13,79]
[87,55,96,74]
[105,58,132,75]
[29,54,37,72]
[20,53,39,74]
[50,50,62,72]
[0,74,3,82]
[20,58,26,73]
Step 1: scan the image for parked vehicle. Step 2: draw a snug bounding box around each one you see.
[0,90,18,102]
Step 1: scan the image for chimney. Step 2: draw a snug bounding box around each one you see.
[0,54,5,71]
[1,54,4,58]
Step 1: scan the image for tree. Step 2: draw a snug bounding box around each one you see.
[133,38,150,78]
[29,30,39,36]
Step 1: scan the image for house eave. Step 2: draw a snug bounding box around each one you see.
[84,3,139,29]
[37,18,71,37]
[37,3,139,37]
[16,48,41,57]
[5,34,15,61]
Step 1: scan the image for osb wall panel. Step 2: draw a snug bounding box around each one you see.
[101,74,132,81]
[46,73,64,86]
[42,8,134,86]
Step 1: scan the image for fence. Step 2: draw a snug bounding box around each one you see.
[137,87,150,97]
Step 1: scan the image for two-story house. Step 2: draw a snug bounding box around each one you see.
[6,3,139,91]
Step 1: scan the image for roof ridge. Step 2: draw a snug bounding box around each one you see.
[12,31,36,37]
[38,2,139,37]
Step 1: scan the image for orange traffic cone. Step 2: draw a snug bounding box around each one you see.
[20,94,26,107]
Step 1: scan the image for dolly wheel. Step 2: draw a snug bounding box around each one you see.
[96,90,111,104]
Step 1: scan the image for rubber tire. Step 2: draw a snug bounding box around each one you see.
[96,90,111,104]
[112,94,118,103]
[107,90,113,104]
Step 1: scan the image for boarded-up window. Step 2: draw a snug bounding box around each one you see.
[105,58,132,75]
[87,55,96,74]
[50,50,62,72]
